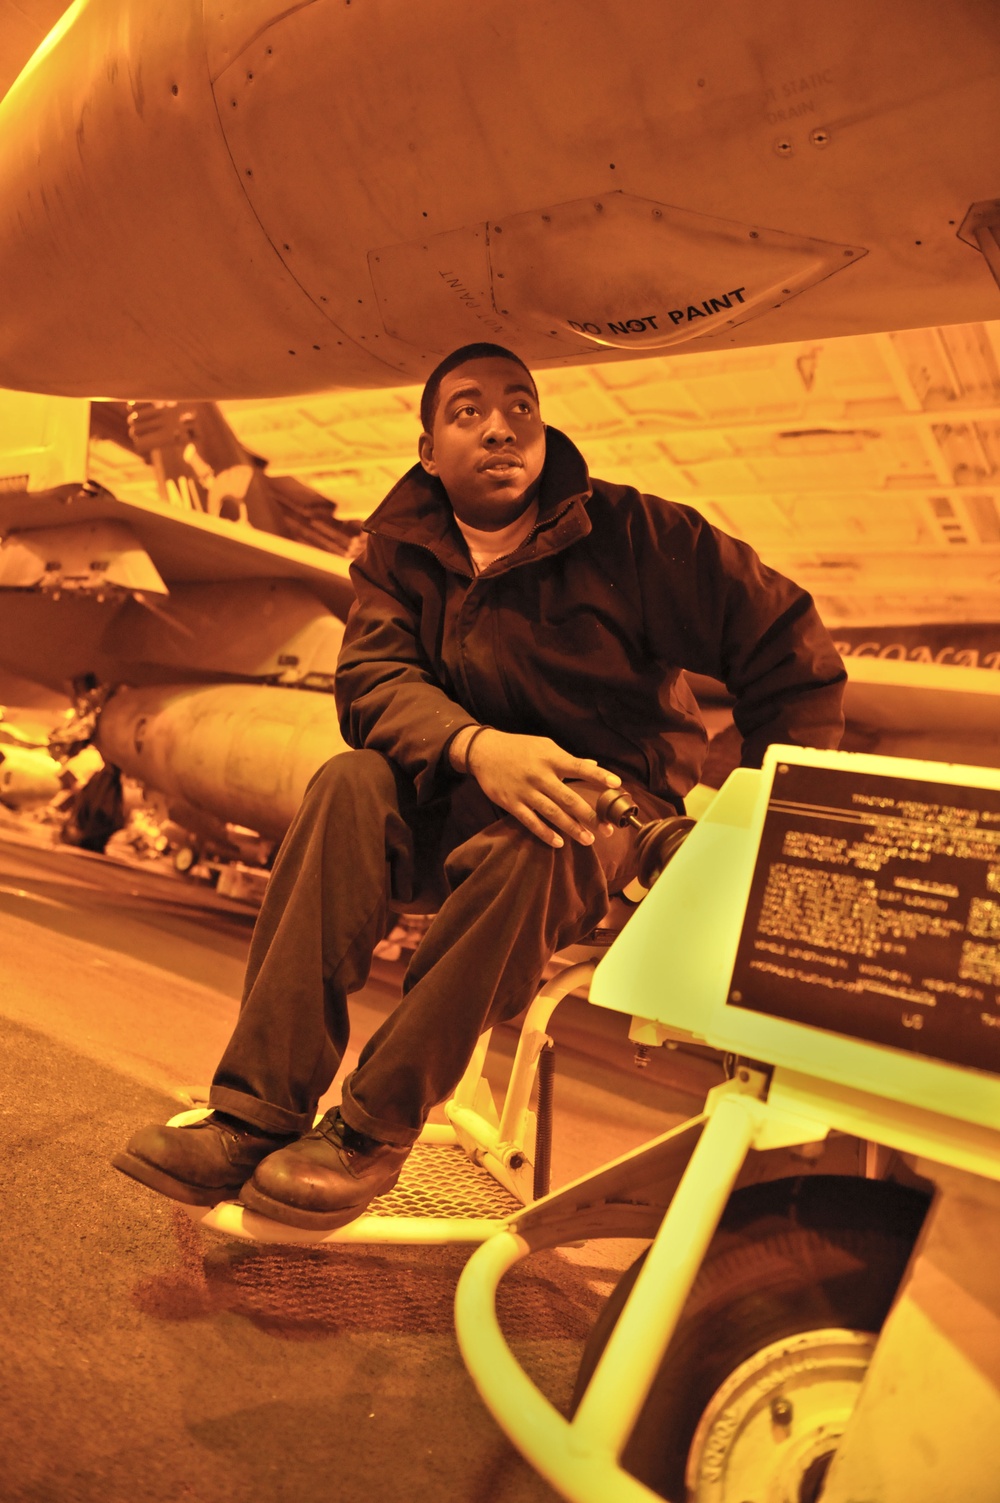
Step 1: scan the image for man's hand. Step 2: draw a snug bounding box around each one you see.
[451,727,621,848]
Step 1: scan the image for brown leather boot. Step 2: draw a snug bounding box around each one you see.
[113,1113,295,1206]
[239,1108,411,1231]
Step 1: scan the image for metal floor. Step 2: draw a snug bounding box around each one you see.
[0,823,717,1503]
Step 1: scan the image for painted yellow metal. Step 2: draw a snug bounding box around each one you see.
[766,1068,1000,1185]
[193,1202,510,1247]
[495,962,595,1137]
[821,1169,1000,1503]
[456,1069,1000,1502]
[456,1231,667,1503]
[592,747,1000,1133]
[590,767,763,1046]
[569,1088,761,1457]
[170,966,586,1245]
[183,1125,525,1247]
[455,1074,826,1501]
[457,747,1000,1503]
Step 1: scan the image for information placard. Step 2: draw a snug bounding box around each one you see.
[728,762,1000,1074]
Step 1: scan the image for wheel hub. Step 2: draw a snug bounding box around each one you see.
[684,1328,876,1502]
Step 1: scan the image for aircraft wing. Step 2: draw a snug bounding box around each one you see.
[0,386,351,660]
[0,0,998,398]
[0,388,357,839]
[0,483,354,619]
[0,0,66,100]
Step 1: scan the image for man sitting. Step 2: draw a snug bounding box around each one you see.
[114,341,846,1230]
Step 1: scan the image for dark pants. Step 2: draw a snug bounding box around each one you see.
[208,750,668,1146]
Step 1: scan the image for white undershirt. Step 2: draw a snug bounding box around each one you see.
[453,500,539,574]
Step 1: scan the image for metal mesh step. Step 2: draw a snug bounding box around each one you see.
[365,1142,523,1220]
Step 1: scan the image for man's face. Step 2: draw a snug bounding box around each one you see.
[418,357,546,530]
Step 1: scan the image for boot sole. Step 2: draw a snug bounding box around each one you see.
[112,1150,247,1208]
[239,1170,402,1232]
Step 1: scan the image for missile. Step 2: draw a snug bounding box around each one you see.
[0,0,998,399]
[94,681,350,841]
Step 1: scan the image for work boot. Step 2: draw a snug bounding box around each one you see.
[113,1112,295,1207]
[239,1108,411,1231]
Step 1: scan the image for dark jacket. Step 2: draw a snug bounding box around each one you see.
[335,427,846,805]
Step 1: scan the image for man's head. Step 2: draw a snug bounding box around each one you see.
[418,343,545,531]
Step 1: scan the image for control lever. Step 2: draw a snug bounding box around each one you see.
[595,788,696,889]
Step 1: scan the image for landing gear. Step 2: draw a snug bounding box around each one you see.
[60,763,125,852]
[572,1176,929,1502]
[172,843,198,874]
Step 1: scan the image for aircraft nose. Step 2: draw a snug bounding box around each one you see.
[0,0,394,398]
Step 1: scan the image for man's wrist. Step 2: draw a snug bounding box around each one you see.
[449,723,493,774]
[448,724,478,773]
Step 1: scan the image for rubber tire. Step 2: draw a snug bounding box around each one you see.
[173,844,198,874]
[572,1175,930,1502]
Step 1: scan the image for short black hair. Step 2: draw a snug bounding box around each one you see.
[419,342,538,434]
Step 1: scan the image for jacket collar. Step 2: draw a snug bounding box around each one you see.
[363,426,593,576]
